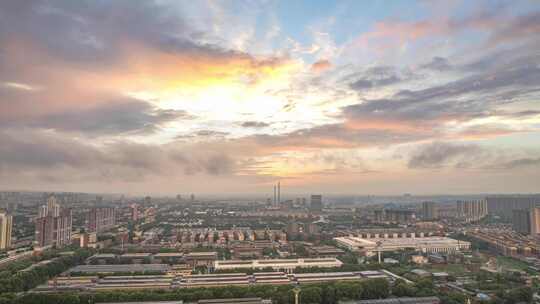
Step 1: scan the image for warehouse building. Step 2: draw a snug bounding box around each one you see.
[334,236,470,255]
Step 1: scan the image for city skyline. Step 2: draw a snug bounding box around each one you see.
[1,1,540,195]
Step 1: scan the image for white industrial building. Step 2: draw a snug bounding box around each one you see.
[334,236,470,255]
[213,258,342,272]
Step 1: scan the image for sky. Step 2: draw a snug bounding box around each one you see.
[1,0,540,195]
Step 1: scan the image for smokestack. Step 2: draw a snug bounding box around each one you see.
[278,182,281,204]
[273,185,276,205]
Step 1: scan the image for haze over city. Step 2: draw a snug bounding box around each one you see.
[1,1,540,195]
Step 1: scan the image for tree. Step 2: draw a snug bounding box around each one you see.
[392,279,416,297]
[362,278,389,299]
[300,286,323,304]
[335,281,363,300]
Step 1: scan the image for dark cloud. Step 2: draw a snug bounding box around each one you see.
[169,150,235,176]
[348,66,405,91]
[0,97,194,135]
[344,54,540,124]
[487,11,540,46]
[421,57,453,71]
[0,0,190,64]
[0,130,236,182]
[499,157,540,169]
[408,141,540,171]
[408,142,481,169]
[240,121,271,128]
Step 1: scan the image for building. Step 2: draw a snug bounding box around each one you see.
[0,211,12,250]
[87,207,116,233]
[286,222,301,237]
[305,222,320,235]
[422,201,438,220]
[384,209,416,224]
[531,207,540,236]
[80,232,97,248]
[310,195,323,211]
[487,195,540,219]
[334,236,470,255]
[373,210,385,222]
[307,245,345,258]
[512,209,531,234]
[456,199,487,222]
[130,204,139,221]
[185,252,217,268]
[35,195,72,248]
[213,258,342,272]
[339,297,440,304]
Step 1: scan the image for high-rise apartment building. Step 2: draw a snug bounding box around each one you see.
[310,195,323,211]
[385,209,416,224]
[422,201,439,220]
[530,208,540,236]
[130,204,139,221]
[35,195,72,248]
[87,207,116,233]
[512,209,532,235]
[456,199,488,222]
[0,211,13,250]
[487,195,540,219]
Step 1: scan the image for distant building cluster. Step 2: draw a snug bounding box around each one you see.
[487,195,540,220]
[373,209,416,224]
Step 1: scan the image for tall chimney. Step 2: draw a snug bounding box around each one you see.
[278,182,281,204]
[273,185,276,205]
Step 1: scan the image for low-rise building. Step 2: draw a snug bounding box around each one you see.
[214,257,342,272]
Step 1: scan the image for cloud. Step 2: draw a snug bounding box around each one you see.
[420,57,453,71]
[353,5,537,50]
[343,52,540,131]
[499,157,540,169]
[408,142,482,169]
[487,11,540,46]
[29,99,192,135]
[346,66,408,91]
[0,130,238,183]
[311,59,332,72]
[408,141,540,171]
[0,0,297,134]
[240,121,271,128]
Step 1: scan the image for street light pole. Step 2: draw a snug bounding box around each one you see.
[293,286,301,304]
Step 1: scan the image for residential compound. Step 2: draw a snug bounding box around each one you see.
[175,228,286,247]
[35,195,72,248]
[334,236,470,255]
[467,227,540,257]
[86,207,116,233]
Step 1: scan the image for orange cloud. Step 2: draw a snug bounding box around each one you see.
[311,59,332,72]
